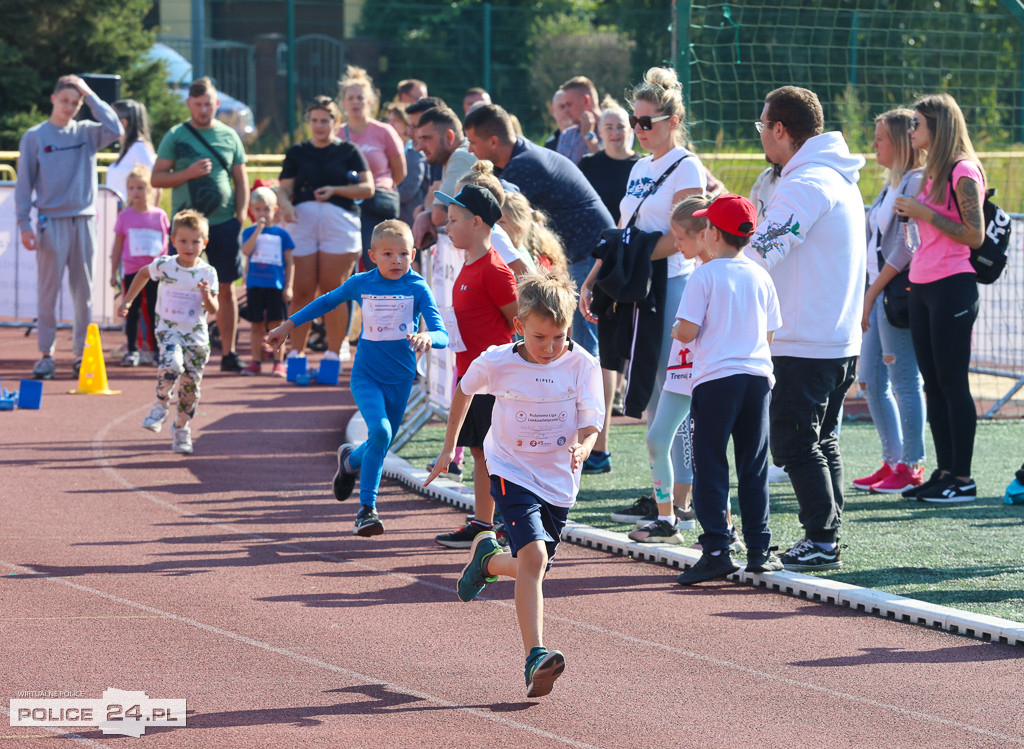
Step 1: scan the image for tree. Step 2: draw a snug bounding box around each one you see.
[0,0,185,151]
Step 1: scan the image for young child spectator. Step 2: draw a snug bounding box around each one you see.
[265,220,447,536]
[240,187,295,377]
[424,272,604,698]
[673,194,784,584]
[110,164,169,367]
[430,186,518,549]
[498,193,568,277]
[118,210,219,455]
[455,163,533,276]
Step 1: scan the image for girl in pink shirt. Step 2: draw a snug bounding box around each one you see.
[893,93,987,503]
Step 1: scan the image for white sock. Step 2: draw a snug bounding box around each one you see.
[658,514,675,524]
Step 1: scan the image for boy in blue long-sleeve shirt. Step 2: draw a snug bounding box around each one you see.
[266,220,448,536]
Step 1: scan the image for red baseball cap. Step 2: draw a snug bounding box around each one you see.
[693,193,757,237]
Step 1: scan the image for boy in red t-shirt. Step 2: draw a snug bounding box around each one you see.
[433,185,518,548]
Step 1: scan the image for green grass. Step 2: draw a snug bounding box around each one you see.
[398,418,1024,622]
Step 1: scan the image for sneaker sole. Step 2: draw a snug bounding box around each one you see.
[434,538,475,550]
[629,533,684,545]
[918,495,977,504]
[851,481,880,491]
[581,465,611,475]
[782,561,841,571]
[872,483,921,494]
[333,445,356,502]
[172,445,193,455]
[746,561,784,573]
[353,520,384,536]
[458,532,498,603]
[143,423,164,433]
[526,652,565,698]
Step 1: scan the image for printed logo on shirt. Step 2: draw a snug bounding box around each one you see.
[625,176,655,200]
[43,143,86,153]
[667,347,693,371]
[750,214,800,258]
[536,377,554,384]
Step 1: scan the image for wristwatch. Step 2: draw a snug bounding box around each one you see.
[584,132,597,142]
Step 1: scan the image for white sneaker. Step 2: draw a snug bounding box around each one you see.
[142,403,169,432]
[768,464,789,484]
[285,348,304,359]
[339,339,352,362]
[170,423,193,454]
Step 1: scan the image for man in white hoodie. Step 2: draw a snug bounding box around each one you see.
[745,86,866,572]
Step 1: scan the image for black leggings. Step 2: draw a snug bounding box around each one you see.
[122,273,158,353]
[908,273,978,477]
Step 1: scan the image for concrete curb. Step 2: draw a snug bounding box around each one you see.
[348,415,1024,648]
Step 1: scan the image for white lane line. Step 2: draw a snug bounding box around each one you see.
[52,407,1021,746]
[0,706,111,748]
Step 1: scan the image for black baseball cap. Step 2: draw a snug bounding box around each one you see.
[433,185,502,227]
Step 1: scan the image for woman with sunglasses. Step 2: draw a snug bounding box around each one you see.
[580,66,707,540]
[893,93,986,503]
[852,109,926,495]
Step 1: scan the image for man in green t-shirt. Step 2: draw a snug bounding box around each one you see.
[153,77,250,372]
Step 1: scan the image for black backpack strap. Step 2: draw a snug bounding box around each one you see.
[624,154,691,230]
[183,122,231,172]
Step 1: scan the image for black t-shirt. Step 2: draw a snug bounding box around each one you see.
[279,139,370,213]
[579,150,642,225]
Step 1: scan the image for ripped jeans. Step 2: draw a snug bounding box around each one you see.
[858,296,926,467]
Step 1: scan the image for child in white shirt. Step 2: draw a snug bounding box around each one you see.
[425,272,604,699]
[673,194,783,584]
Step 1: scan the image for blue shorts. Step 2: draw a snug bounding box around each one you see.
[490,476,569,570]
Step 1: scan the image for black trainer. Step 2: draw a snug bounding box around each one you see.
[632,505,696,531]
[332,443,358,501]
[779,538,841,571]
[353,505,384,536]
[676,550,740,585]
[493,522,509,548]
[919,477,977,504]
[902,469,945,499]
[436,520,494,549]
[746,547,784,573]
[609,494,656,524]
[220,351,244,373]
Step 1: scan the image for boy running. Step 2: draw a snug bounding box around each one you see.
[425,273,604,698]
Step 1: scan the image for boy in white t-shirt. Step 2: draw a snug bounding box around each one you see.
[119,210,219,455]
[673,194,784,584]
[424,273,604,699]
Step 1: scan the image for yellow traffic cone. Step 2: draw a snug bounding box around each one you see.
[68,323,120,395]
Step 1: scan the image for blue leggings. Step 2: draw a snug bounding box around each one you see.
[348,375,414,507]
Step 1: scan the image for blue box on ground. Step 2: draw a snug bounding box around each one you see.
[18,379,42,409]
[286,357,307,382]
[316,359,340,386]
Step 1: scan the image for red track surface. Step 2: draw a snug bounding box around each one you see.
[2,328,1022,748]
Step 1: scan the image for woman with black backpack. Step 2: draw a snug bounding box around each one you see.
[893,93,987,503]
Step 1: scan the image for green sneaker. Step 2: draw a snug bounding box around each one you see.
[525,647,565,698]
[457,531,501,602]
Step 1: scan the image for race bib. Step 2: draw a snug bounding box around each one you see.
[251,233,283,266]
[128,227,165,257]
[361,294,415,342]
[440,306,466,353]
[504,394,577,453]
[159,287,203,324]
[664,339,694,395]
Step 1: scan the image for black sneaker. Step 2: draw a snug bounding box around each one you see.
[746,547,784,573]
[628,519,683,544]
[220,352,244,373]
[436,520,494,549]
[902,469,945,499]
[779,538,841,571]
[918,477,978,504]
[610,495,656,524]
[332,443,358,501]
[353,505,384,536]
[676,550,740,585]
[493,522,509,548]
[633,505,696,531]
[426,459,463,477]
[581,451,611,474]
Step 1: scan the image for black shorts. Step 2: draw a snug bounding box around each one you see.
[490,475,568,570]
[204,217,244,284]
[242,286,288,324]
[456,390,495,448]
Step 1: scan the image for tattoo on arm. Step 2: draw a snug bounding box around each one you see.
[929,178,982,242]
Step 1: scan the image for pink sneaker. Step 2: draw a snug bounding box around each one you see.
[852,463,893,491]
[872,463,924,494]
[241,361,262,377]
[271,361,287,378]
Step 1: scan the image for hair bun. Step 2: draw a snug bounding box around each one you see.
[644,67,681,92]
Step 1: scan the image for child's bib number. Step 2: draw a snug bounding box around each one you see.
[361,294,414,342]
[159,288,203,324]
[251,234,283,266]
[504,395,576,453]
[440,306,466,353]
[128,228,165,257]
[664,339,694,396]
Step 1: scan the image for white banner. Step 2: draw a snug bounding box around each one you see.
[0,184,121,326]
[424,233,464,410]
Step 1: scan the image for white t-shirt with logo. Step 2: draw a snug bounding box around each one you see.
[619,146,707,278]
[148,255,219,347]
[663,338,696,396]
[676,255,782,389]
[459,342,605,507]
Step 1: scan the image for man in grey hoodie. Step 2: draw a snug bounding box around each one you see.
[16,75,123,380]
[745,86,866,572]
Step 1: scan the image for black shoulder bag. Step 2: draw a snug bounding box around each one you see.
[182,122,232,216]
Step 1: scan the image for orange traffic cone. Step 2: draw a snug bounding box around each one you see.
[68,323,120,395]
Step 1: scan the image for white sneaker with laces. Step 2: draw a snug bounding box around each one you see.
[142,403,169,432]
[170,423,193,454]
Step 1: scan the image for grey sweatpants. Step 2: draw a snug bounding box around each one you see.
[36,215,96,357]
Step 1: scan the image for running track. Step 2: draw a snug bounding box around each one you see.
[1,329,1022,748]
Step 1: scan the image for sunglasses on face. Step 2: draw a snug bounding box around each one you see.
[629,114,671,131]
[909,114,932,132]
